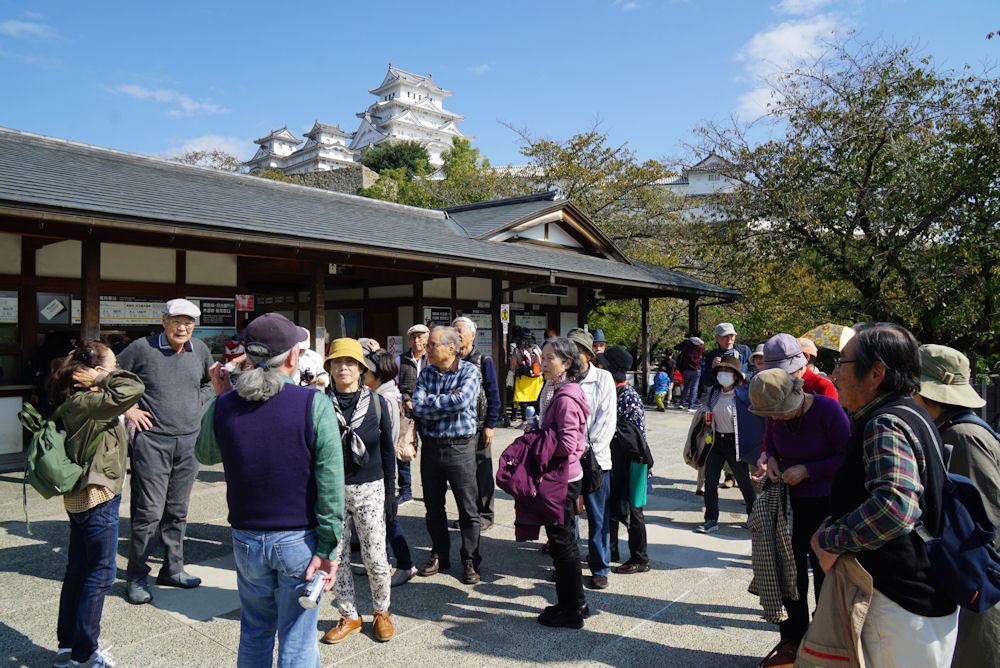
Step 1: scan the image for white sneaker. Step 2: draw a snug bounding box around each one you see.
[70,646,115,667]
[53,648,71,668]
[390,566,418,587]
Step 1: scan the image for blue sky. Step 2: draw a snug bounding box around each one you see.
[1,1,996,168]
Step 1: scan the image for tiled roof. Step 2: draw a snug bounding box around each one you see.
[442,192,565,239]
[0,127,738,300]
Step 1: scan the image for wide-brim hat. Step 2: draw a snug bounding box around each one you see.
[244,313,307,359]
[918,344,985,409]
[750,344,765,360]
[749,368,805,416]
[325,338,376,373]
[567,328,595,357]
[713,355,745,383]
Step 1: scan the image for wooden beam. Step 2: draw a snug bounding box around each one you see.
[80,239,100,340]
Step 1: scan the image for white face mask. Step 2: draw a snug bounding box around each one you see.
[717,372,735,388]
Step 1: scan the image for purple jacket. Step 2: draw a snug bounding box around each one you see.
[510,383,591,524]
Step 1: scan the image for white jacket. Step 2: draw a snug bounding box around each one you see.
[578,364,616,470]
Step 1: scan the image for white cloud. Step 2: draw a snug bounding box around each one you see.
[614,0,640,9]
[110,84,230,117]
[467,64,491,75]
[161,135,254,160]
[0,19,55,38]
[735,14,844,119]
[773,0,834,15]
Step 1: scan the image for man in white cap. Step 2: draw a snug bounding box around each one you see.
[117,298,214,604]
[700,322,752,398]
[295,327,330,392]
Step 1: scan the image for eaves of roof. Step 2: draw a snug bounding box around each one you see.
[0,127,739,301]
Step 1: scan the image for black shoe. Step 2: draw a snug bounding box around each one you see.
[156,571,202,588]
[126,578,153,604]
[480,520,493,532]
[543,603,590,619]
[589,574,609,589]
[613,560,651,574]
[537,607,584,629]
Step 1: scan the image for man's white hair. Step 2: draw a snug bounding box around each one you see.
[451,316,477,335]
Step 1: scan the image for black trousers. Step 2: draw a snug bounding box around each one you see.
[703,432,756,522]
[420,434,481,567]
[474,430,495,524]
[780,494,829,643]
[610,506,648,564]
[545,479,586,613]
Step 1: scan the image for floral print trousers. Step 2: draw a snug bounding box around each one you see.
[334,479,391,618]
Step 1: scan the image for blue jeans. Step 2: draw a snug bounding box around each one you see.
[231,529,321,668]
[397,460,412,498]
[58,494,121,663]
[578,470,612,577]
[386,518,413,570]
[680,369,701,408]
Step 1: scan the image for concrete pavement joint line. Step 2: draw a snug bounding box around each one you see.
[593,569,718,658]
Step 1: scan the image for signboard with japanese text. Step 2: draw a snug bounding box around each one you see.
[0,291,17,324]
[192,298,235,328]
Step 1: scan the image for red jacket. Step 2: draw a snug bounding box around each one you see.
[803,368,838,400]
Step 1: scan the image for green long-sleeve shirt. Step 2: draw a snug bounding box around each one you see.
[195,375,344,559]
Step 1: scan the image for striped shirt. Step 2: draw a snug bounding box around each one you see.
[816,394,925,554]
[411,358,480,439]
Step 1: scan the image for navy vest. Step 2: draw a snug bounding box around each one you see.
[213,384,317,532]
[829,394,954,617]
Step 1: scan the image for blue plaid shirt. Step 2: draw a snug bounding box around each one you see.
[412,358,480,439]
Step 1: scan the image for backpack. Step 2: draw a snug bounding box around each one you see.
[393,396,418,463]
[895,404,1000,613]
[19,401,103,500]
[465,352,489,433]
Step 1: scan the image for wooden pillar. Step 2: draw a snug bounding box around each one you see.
[413,279,424,327]
[578,287,590,330]
[19,238,39,376]
[640,296,650,396]
[312,262,326,354]
[688,297,699,337]
[492,278,509,427]
[80,239,100,340]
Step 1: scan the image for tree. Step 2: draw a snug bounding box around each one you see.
[695,39,1000,353]
[174,149,243,172]
[360,141,430,174]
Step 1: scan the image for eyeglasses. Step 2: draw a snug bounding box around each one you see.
[835,359,857,367]
[167,319,195,329]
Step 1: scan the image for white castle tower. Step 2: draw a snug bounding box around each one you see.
[244,65,470,174]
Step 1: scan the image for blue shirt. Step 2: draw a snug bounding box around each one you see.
[412,358,480,439]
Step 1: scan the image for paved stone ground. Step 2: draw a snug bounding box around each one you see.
[0,405,779,667]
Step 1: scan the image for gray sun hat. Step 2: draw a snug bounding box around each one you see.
[918,344,985,409]
[748,368,805,417]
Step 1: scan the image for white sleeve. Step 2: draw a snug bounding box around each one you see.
[589,370,617,469]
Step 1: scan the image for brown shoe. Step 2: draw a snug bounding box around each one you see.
[758,640,798,668]
[321,616,363,644]
[417,554,448,577]
[462,560,481,585]
[372,611,394,642]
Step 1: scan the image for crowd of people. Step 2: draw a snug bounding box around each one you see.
[38,300,1000,668]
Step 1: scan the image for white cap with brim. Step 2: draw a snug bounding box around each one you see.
[918,344,986,409]
[164,298,201,319]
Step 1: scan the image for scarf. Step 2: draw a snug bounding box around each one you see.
[540,373,569,415]
[333,386,371,466]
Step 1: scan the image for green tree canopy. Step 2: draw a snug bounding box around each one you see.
[360,140,430,175]
[696,39,1000,354]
